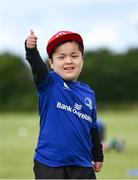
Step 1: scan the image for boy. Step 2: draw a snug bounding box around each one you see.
[25,30,104,179]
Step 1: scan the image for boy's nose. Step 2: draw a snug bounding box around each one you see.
[65,56,73,64]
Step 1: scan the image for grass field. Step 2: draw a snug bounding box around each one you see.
[0,109,138,179]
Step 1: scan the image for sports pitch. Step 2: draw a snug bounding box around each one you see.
[0,109,138,179]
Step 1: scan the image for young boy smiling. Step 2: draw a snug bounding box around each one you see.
[25,30,104,179]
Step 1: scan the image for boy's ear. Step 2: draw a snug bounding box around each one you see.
[48,59,53,69]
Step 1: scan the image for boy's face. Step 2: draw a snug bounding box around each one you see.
[48,41,84,82]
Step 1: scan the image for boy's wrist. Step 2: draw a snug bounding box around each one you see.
[93,154,104,162]
[25,40,37,53]
[25,40,39,61]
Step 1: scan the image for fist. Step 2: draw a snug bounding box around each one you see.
[26,30,37,49]
[93,161,103,173]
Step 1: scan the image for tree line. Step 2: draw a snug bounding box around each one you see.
[0,47,138,111]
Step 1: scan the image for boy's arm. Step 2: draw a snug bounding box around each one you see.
[25,30,48,85]
[90,127,104,172]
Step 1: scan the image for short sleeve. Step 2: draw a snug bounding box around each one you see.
[34,72,51,94]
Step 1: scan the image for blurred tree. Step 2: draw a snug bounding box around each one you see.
[0,48,138,112]
[0,52,37,111]
[79,48,138,103]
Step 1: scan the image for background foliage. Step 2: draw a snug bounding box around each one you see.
[0,48,138,111]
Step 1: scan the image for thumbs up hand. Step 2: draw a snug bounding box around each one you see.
[26,30,37,49]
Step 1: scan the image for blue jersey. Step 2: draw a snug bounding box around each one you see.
[34,71,98,167]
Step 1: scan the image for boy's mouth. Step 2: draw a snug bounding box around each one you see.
[64,67,75,70]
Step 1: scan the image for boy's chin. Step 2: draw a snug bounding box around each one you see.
[62,75,77,82]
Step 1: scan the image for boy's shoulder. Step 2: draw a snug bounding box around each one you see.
[78,81,95,94]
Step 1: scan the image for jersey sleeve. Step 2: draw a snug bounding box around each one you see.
[34,72,52,94]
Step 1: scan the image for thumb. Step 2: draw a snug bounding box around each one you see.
[30,29,34,36]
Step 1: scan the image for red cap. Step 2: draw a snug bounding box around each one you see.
[46,30,84,57]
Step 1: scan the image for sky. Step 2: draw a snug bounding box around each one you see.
[0,0,138,58]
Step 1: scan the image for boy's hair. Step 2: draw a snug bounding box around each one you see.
[46,31,84,58]
[49,40,84,59]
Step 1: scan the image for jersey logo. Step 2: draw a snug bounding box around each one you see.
[85,97,93,110]
[74,103,82,111]
[56,101,92,122]
[63,82,70,90]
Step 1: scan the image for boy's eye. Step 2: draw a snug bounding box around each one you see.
[58,56,64,60]
[72,55,78,58]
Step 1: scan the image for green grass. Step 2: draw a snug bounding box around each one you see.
[0,109,138,179]
[97,109,138,179]
[0,113,39,179]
